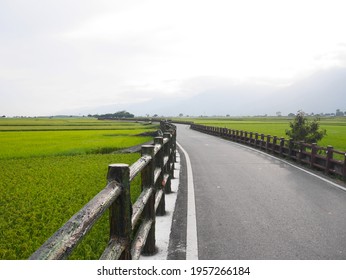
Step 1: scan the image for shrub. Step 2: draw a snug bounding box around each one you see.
[285,110,327,143]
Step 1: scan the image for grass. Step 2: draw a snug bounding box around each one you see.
[0,130,152,159]
[0,117,156,130]
[0,118,158,259]
[179,116,346,152]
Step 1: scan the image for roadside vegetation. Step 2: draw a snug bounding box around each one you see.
[0,118,158,260]
[285,111,326,144]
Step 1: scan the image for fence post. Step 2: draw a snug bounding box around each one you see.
[343,153,346,181]
[326,145,333,174]
[163,132,172,193]
[164,130,175,175]
[288,139,294,159]
[141,145,156,255]
[154,137,165,216]
[107,164,132,260]
[272,136,277,153]
[226,128,231,139]
[311,143,317,169]
[260,134,265,150]
[266,135,271,152]
[244,131,248,144]
[240,131,244,143]
[298,141,304,163]
[279,138,285,156]
[171,129,177,163]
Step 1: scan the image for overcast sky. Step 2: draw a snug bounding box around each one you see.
[1,0,346,116]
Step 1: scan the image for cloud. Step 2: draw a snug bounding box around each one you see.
[1,0,346,116]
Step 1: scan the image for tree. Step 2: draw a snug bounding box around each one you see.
[285,110,326,143]
[94,110,134,119]
[336,109,344,116]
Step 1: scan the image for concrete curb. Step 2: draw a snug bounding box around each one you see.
[140,151,181,260]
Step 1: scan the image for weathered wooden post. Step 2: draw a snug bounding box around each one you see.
[163,132,172,193]
[240,131,244,143]
[226,128,231,139]
[260,134,265,150]
[326,145,333,174]
[266,135,271,151]
[279,138,285,156]
[171,128,177,163]
[255,133,259,148]
[249,132,253,146]
[154,136,165,216]
[272,136,277,153]
[141,145,156,255]
[311,143,317,169]
[343,153,346,181]
[297,141,304,163]
[244,131,248,144]
[106,164,132,260]
[288,138,294,159]
[168,130,176,179]
[236,130,240,142]
[231,130,235,141]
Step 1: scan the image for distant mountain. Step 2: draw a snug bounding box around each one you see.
[273,68,346,115]
[66,67,346,117]
[169,67,346,116]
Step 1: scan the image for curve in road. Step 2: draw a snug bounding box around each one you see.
[175,124,346,260]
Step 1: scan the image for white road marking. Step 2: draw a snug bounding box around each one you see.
[218,137,346,193]
[177,142,199,260]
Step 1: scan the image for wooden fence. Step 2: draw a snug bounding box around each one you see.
[29,121,177,260]
[191,123,346,181]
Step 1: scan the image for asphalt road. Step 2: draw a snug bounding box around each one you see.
[175,124,346,260]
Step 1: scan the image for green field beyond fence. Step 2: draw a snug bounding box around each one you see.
[0,118,158,259]
[180,117,346,152]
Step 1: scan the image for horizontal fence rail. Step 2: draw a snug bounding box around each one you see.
[29,121,177,260]
[191,123,346,181]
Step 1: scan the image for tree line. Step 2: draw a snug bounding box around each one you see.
[89,110,135,119]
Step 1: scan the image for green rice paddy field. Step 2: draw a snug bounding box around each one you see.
[1,116,345,260]
[0,118,158,260]
[186,117,346,152]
